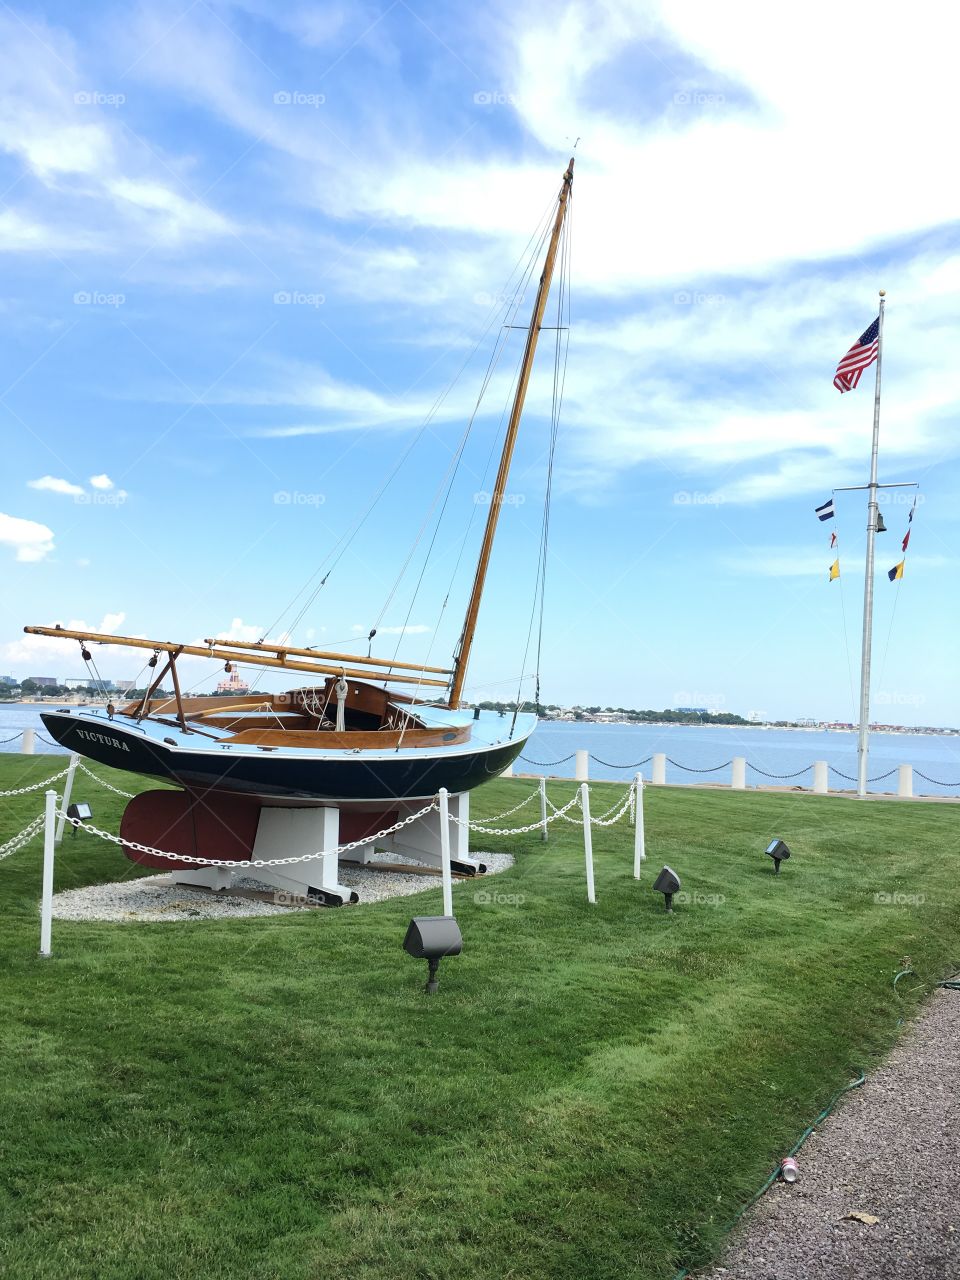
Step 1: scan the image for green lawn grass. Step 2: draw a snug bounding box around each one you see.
[1,753,958,1280]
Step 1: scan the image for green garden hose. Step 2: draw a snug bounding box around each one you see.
[671,964,959,1278]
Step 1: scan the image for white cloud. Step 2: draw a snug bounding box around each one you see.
[0,513,55,562]
[89,474,114,490]
[211,618,264,642]
[2,612,126,663]
[28,475,84,496]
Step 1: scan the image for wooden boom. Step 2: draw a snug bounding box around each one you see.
[447,157,574,708]
[202,636,452,677]
[21,626,449,688]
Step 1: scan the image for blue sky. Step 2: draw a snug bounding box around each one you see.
[2,0,958,724]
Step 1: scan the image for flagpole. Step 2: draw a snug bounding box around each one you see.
[856,290,885,798]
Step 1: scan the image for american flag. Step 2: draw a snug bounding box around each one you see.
[834,316,880,392]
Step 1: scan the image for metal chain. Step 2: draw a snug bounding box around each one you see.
[590,755,652,770]
[35,733,60,747]
[747,763,813,779]
[546,794,583,824]
[56,800,439,869]
[0,812,46,860]
[518,753,576,767]
[587,787,637,827]
[831,767,897,783]
[477,788,541,823]
[0,733,23,744]
[450,790,583,836]
[914,769,960,787]
[0,767,71,797]
[76,760,137,798]
[666,757,733,773]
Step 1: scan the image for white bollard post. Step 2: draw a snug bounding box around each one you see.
[580,783,596,904]
[731,757,746,790]
[813,760,828,794]
[55,753,79,844]
[633,773,646,877]
[438,787,453,917]
[22,727,36,755]
[501,759,514,777]
[539,776,548,842]
[652,753,666,785]
[575,749,589,782]
[40,789,56,957]
[897,764,913,798]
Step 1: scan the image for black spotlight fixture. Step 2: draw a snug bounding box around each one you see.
[66,801,92,838]
[403,916,463,993]
[765,838,791,874]
[652,865,681,912]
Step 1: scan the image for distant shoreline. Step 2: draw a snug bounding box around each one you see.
[2,701,957,738]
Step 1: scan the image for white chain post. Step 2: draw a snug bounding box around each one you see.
[580,782,596,904]
[633,773,646,877]
[40,789,56,957]
[438,787,453,917]
[55,754,79,845]
[539,777,548,842]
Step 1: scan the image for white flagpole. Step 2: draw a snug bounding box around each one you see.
[856,291,885,798]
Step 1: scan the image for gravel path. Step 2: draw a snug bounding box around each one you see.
[51,851,513,922]
[702,987,960,1280]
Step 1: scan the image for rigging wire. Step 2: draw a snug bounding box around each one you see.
[509,192,573,732]
[258,192,560,649]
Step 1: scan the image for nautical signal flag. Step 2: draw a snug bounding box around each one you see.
[830,530,837,548]
[834,316,880,392]
[829,559,840,581]
[816,498,835,521]
[902,528,911,552]
[888,560,904,582]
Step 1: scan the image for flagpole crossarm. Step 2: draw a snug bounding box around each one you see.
[833,482,918,493]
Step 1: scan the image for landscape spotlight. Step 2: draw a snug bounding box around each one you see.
[66,801,92,838]
[652,865,681,913]
[403,915,463,994]
[765,838,791,875]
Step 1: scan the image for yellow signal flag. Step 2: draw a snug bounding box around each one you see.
[888,560,905,582]
[829,558,840,581]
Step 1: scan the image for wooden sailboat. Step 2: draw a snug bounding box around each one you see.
[25,159,575,812]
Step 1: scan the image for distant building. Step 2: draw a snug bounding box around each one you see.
[28,676,58,687]
[0,675,17,686]
[63,678,93,691]
[113,679,135,692]
[674,706,708,715]
[215,669,250,695]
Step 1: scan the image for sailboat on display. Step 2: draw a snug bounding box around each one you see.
[24,160,575,890]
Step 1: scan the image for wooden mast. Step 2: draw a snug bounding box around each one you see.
[447,157,574,709]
